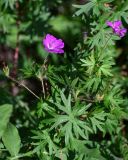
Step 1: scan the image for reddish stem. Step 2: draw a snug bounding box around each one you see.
[12,0,20,78]
[11,0,20,95]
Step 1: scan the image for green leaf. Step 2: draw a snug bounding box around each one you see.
[85,77,102,92]
[98,64,113,76]
[81,53,95,75]
[104,85,123,107]
[0,104,13,138]
[2,0,17,9]
[89,112,106,133]
[74,0,114,17]
[60,91,71,114]
[50,115,69,130]
[73,1,95,16]
[2,123,21,157]
[55,148,68,160]
[32,130,58,156]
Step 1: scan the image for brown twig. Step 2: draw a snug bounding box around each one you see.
[7,76,40,100]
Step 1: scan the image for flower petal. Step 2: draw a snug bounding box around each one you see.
[106,21,113,28]
[45,34,57,42]
[113,20,122,28]
[52,39,64,49]
[119,28,127,37]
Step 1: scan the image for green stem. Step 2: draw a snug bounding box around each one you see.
[41,54,49,99]
[9,151,34,160]
[41,79,45,99]
[9,150,48,160]
[101,34,112,52]
[43,54,49,65]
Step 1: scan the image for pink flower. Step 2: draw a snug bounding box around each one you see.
[116,28,127,38]
[106,20,122,30]
[43,34,64,54]
[106,20,127,38]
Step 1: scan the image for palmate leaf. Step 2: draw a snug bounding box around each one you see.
[88,15,120,48]
[120,140,128,160]
[103,108,126,135]
[88,26,120,48]
[72,102,91,116]
[122,0,128,23]
[37,100,56,118]
[89,29,110,49]
[111,107,127,120]
[98,64,113,77]
[84,77,102,92]
[50,115,69,130]
[90,117,104,133]
[61,118,92,145]
[62,122,73,145]
[111,0,128,24]
[71,78,79,88]
[104,85,123,107]
[60,92,72,113]
[73,120,87,139]
[70,138,87,153]
[73,141,106,160]
[2,0,16,9]
[81,54,95,75]
[75,151,105,160]
[81,50,114,78]
[32,130,58,156]
[49,73,69,88]
[73,0,114,17]
[73,1,95,16]
[97,52,114,77]
[81,50,114,92]
[43,92,92,145]
[55,148,68,160]
[104,113,118,135]
[89,111,106,133]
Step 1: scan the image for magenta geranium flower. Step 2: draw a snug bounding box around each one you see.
[43,34,64,54]
[106,20,122,30]
[117,28,127,38]
[106,20,127,37]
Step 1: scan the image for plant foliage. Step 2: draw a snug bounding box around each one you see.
[0,0,128,160]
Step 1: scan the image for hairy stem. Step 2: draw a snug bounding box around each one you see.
[41,54,49,99]
[102,34,112,52]
[41,80,45,99]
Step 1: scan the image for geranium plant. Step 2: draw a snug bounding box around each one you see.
[0,0,128,160]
